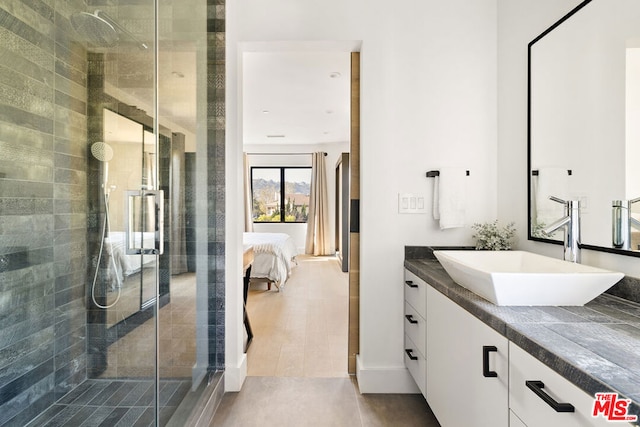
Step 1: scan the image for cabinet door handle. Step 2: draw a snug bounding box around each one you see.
[405,349,418,361]
[405,314,418,324]
[482,345,498,377]
[525,380,575,413]
[405,280,418,288]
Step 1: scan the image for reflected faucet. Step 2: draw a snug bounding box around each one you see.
[612,198,640,250]
[542,196,580,263]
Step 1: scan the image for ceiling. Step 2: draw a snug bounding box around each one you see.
[100,46,352,148]
[70,4,353,149]
[242,51,351,146]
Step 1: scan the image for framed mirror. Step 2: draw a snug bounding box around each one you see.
[528,0,640,257]
[89,103,177,336]
[100,108,161,327]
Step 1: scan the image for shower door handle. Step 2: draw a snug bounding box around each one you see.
[125,190,164,255]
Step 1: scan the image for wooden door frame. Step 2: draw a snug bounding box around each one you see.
[348,52,360,375]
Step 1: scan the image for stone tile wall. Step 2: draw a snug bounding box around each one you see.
[0,1,89,425]
[207,0,226,370]
[185,153,197,273]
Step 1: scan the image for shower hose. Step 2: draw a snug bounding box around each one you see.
[91,191,122,309]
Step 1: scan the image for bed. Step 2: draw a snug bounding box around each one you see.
[104,231,157,290]
[243,232,298,290]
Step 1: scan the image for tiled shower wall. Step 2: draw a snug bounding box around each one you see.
[0,2,89,425]
[185,153,197,273]
[207,0,226,370]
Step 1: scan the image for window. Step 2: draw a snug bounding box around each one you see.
[251,167,312,223]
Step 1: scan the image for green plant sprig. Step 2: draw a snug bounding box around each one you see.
[471,220,516,251]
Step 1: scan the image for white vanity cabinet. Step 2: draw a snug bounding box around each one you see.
[403,269,427,394]
[404,265,638,427]
[425,285,509,427]
[509,343,631,427]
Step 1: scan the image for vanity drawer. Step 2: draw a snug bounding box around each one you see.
[404,301,425,356]
[509,343,623,427]
[404,269,427,317]
[404,333,426,395]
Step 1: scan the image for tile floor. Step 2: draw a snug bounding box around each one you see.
[214,256,441,426]
[210,374,440,426]
[25,379,191,427]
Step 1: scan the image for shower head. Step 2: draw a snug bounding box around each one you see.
[71,11,118,47]
[70,10,148,50]
[91,142,114,162]
[91,142,113,195]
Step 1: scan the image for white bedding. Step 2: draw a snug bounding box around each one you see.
[243,232,297,290]
[104,231,156,288]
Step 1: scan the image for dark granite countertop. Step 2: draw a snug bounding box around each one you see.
[405,248,640,422]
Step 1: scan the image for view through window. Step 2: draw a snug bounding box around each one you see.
[251,167,312,222]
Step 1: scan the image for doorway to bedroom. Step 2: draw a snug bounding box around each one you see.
[241,48,354,378]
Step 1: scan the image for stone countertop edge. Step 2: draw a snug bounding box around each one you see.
[404,257,640,422]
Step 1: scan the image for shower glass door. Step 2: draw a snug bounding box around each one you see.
[83,0,208,423]
[0,0,213,424]
[84,0,167,423]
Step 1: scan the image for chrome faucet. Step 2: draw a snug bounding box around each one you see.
[542,196,580,263]
[612,197,640,250]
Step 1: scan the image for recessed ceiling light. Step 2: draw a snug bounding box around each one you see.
[262,110,270,114]
[329,72,341,79]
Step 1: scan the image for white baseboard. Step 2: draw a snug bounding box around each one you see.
[224,353,247,392]
[355,355,421,394]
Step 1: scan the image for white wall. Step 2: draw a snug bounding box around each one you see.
[356,2,498,393]
[227,0,498,393]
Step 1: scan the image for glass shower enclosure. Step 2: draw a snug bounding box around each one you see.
[0,1,222,425]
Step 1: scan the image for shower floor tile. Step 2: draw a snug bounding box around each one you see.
[25,379,191,427]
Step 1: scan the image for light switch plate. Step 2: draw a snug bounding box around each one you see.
[399,193,427,214]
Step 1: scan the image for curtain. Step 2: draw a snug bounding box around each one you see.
[243,153,254,232]
[171,134,188,274]
[305,152,331,255]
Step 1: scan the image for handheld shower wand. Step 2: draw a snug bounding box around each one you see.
[91,142,113,195]
[90,142,121,309]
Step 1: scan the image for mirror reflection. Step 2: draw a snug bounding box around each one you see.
[529,0,640,253]
[94,108,158,326]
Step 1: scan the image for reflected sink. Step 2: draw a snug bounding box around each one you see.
[433,250,624,306]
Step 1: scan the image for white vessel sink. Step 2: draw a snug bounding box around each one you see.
[433,250,624,306]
